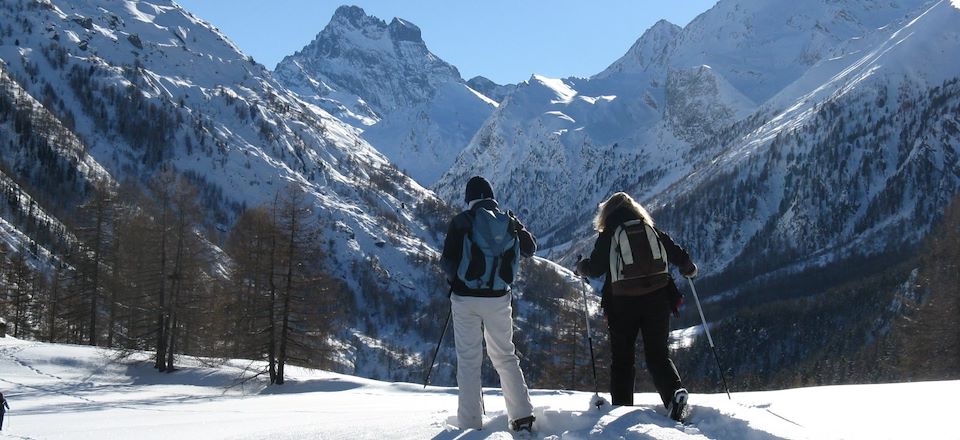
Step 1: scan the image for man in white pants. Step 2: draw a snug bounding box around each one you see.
[441,176,536,432]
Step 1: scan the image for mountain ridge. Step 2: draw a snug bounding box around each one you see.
[274,5,495,185]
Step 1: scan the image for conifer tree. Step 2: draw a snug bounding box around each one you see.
[74,179,117,346]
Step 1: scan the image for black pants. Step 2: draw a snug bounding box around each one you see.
[605,289,682,407]
[1,410,4,430]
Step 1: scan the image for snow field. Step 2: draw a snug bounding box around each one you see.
[0,337,955,439]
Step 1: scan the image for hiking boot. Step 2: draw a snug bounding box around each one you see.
[667,388,688,422]
[510,415,535,432]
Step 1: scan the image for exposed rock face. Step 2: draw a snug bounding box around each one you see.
[275,6,496,185]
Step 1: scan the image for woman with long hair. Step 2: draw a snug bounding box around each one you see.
[576,192,698,421]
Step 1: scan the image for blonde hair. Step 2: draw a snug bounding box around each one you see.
[593,192,654,232]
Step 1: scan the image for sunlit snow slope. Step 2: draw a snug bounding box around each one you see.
[0,337,954,440]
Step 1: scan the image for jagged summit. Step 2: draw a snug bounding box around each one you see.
[274,5,495,186]
[330,5,379,28]
[275,5,460,115]
[389,17,422,42]
[596,19,681,79]
[316,6,426,50]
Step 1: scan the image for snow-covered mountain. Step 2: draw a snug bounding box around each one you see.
[274,6,496,185]
[0,0,460,381]
[653,0,960,291]
[466,75,515,103]
[434,0,960,295]
[0,61,110,266]
[432,11,764,242]
[0,0,604,388]
[3,0,957,394]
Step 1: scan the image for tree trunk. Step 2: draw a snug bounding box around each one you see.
[277,201,298,385]
[166,315,178,372]
[155,203,169,371]
[48,271,59,342]
[107,221,121,347]
[267,196,280,384]
[88,211,102,346]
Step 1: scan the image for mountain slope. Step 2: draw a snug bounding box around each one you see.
[274,6,496,185]
[0,0,610,389]
[434,0,957,272]
[466,75,514,103]
[653,0,960,287]
[0,0,453,380]
[0,60,110,266]
[432,8,772,241]
[430,0,960,391]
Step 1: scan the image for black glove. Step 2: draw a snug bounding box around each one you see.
[575,259,590,277]
[507,210,524,233]
[680,261,698,279]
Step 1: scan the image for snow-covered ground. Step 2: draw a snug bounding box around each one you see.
[0,336,954,439]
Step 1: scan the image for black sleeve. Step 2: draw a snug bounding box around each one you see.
[440,213,469,281]
[516,221,537,258]
[579,231,611,279]
[655,227,693,268]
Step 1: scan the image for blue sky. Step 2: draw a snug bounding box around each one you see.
[174,1,718,85]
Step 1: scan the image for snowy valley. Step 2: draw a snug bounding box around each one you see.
[0,0,958,438]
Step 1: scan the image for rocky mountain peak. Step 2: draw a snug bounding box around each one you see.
[330,5,383,30]
[389,17,423,43]
[648,18,681,36]
[596,18,680,78]
[275,5,462,116]
[467,75,513,103]
[273,5,496,186]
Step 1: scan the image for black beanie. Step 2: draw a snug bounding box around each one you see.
[464,176,494,203]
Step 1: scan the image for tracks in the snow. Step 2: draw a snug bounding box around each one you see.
[0,343,98,405]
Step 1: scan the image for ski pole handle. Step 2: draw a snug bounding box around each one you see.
[575,254,588,280]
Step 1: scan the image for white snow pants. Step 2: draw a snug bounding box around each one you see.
[450,295,533,429]
[451,293,533,430]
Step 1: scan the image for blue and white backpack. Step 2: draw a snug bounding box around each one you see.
[456,208,520,291]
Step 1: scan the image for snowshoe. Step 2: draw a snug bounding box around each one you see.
[667,388,689,422]
[590,393,610,409]
[510,415,535,433]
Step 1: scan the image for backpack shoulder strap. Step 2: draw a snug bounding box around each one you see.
[452,210,474,232]
[613,219,646,265]
[643,222,665,262]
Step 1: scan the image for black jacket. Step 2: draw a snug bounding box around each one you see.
[441,199,537,297]
[578,206,694,310]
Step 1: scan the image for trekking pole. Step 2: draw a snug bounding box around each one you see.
[480,323,486,416]
[575,256,603,408]
[580,277,600,396]
[423,300,452,388]
[686,277,732,399]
